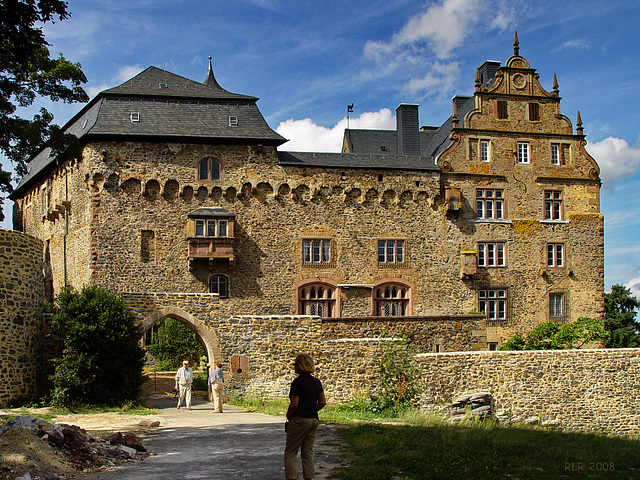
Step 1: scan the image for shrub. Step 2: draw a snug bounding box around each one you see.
[49,285,145,406]
[370,332,420,415]
[500,317,608,351]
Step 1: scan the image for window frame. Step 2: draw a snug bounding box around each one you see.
[209,274,229,298]
[496,100,508,119]
[476,188,505,220]
[195,219,229,238]
[378,239,406,265]
[517,142,530,164]
[373,282,411,317]
[477,242,506,267]
[528,102,540,121]
[551,144,560,165]
[297,281,337,318]
[478,288,508,326]
[480,139,490,162]
[302,239,333,266]
[547,243,565,267]
[549,292,568,323]
[544,190,563,221]
[197,156,223,182]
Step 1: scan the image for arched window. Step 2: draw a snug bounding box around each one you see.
[298,283,336,318]
[209,274,229,298]
[373,282,410,316]
[198,157,222,181]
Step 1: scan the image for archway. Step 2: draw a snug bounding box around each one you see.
[140,306,222,365]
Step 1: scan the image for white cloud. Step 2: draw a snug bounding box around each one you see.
[276,109,395,152]
[587,137,640,188]
[404,61,460,97]
[362,0,518,98]
[624,277,640,300]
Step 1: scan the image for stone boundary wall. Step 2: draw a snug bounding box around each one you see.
[416,348,640,436]
[0,229,44,408]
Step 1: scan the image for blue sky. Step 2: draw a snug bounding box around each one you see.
[4,0,640,295]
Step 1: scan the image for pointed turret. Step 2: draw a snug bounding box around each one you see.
[513,31,520,56]
[576,111,584,135]
[204,56,223,89]
[553,74,559,95]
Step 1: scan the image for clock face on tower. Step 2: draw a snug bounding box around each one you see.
[512,73,527,89]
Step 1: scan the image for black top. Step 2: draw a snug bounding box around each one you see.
[289,373,324,419]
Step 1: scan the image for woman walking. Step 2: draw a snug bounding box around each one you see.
[284,354,326,480]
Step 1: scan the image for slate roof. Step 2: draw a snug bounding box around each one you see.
[278,151,439,171]
[187,207,236,218]
[12,64,286,198]
[341,96,475,162]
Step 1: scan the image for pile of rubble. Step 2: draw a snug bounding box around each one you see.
[447,392,493,424]
[0,415,150,479]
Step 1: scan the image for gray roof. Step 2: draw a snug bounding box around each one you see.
[187,207,236,218]
[12,65,286,198]
[278,152,438,171]
[341,95,474,162]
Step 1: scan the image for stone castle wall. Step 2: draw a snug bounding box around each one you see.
[0,229,44,408]
[416,348,640,436]
[13,138,604,345]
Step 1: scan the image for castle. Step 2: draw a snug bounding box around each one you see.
[8,36,603,368]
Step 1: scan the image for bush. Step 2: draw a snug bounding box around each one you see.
[370,332,420,415]
[500,317,608,351]
[49,285,145,406]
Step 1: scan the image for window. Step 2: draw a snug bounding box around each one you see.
[303,239,332,265]
[477,242,505,267]
[497,100,508,119]
[130,112,140,122]
[476,188,504,219]
[551,144,560,165]
[480,140,490,162]
[378,240,405,264]
[478,288,507,325]
[195,219,228,237]
[141,230,155,263]
[529,102,540,121]
[198,157,221,181]
[517,142,530,164]
[209,275,229,298]
[299,283,336,317]
[547,243,564,267]
[228,116,238,126]
[374,283,410,317]
[544,190,563,220]
[549,293,567,322]
[487,342,498,351]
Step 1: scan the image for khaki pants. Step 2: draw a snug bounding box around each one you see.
[284,415,318,479]
[212,381,224,412]
[177,383,192,408]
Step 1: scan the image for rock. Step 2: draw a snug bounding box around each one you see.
[470,405,491,418]
[138,419,161,427]
[35,417,55,432]
[524,416,539,425]
[542,419,561,427]
[119,444,138,455]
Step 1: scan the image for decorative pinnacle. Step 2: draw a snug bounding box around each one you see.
[576,111,584,135]
[452,99,459,128]
[553,74,559,94]
[513,31,520,56]
[475,68,481,91]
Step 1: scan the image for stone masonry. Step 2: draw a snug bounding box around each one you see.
[0,229,44,407]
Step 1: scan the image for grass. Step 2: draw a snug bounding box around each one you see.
[229,395,640,480]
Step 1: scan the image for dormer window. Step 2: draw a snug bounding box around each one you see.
[130,112,140,122]
[229,116,238,126]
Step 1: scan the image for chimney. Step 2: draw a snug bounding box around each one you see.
[396,104,420,156]
[477,60,501,88]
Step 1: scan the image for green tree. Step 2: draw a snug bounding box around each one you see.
[0,0,88,220]
[370,332,420,414]
[500,317,608,351]
[145,318,206,370]
[49,285,145,406]
[604,284,640,348]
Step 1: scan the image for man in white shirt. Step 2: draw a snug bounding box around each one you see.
[175,360,193,410]
[207,361,225,413]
